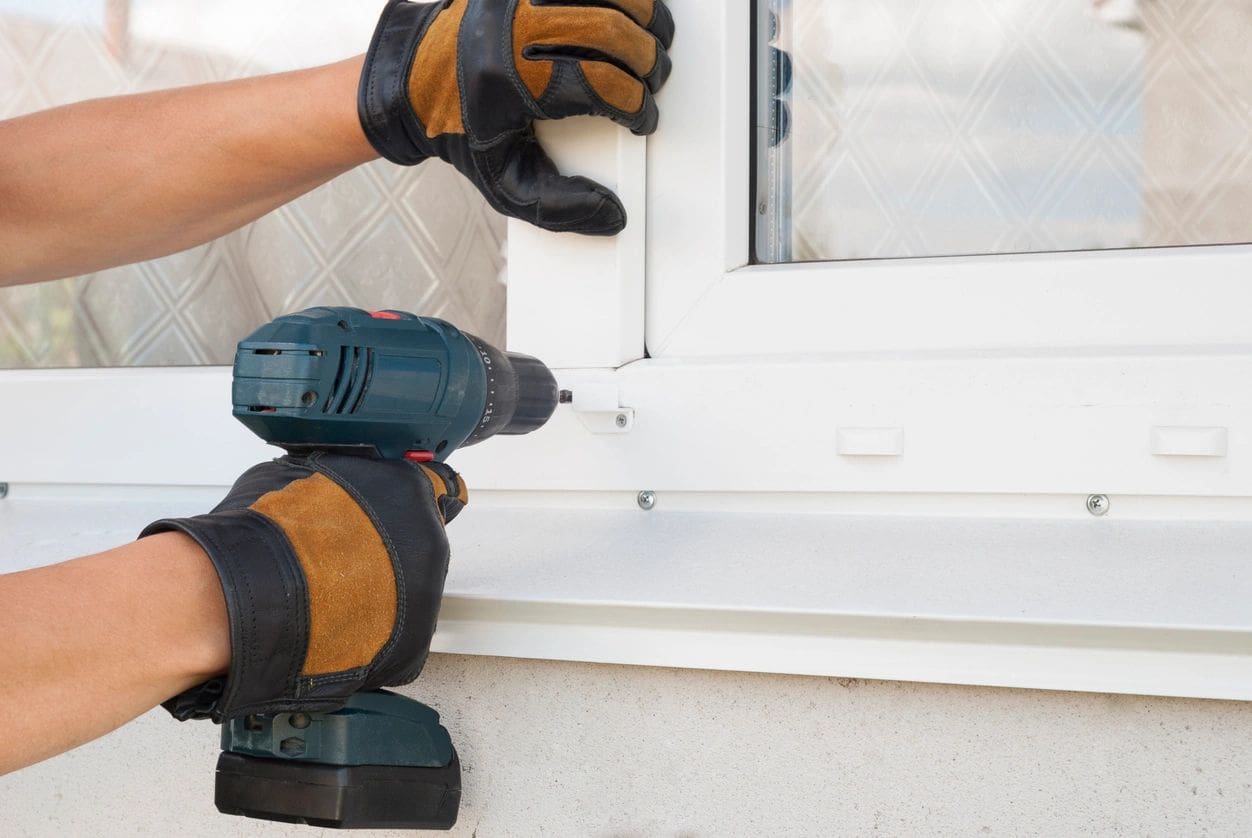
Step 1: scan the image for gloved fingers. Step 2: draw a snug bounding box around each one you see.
[518,5,671,93]
[477,131,627,235]
[530,0,675,50]
[417,462,469,524]
[561,60,660,136]
[647,0,675,51]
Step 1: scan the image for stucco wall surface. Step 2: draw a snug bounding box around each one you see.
[3,654,1251,837]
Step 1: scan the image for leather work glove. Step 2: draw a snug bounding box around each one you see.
[140,453,468,723]
[358,0,675,236]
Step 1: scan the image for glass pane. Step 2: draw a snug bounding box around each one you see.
[0,2,506,368]
[755,0,1252,263]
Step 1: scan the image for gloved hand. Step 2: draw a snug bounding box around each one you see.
[140,453,467,723]
[358,0,675,236]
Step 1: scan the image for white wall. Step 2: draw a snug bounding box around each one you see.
[4,653,1251,837]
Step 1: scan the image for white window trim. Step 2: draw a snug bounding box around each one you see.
[9,480,1252,702]
[5,0,1252,701]
[506,119,647,369]
[644,1,1252,359]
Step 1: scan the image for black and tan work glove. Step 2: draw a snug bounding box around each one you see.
[358,0,675,235]
[140,453,467,723]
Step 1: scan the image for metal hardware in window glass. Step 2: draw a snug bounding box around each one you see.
[752,0,1252,264]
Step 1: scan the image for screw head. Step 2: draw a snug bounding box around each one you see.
[1086,494,1110,517]
[288,713,311,730]
[279,737,306,757]
[559,389,574,404]
[615,413,629,428]
[637,490,656,511]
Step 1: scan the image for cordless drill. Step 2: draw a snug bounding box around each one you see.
[213,306,559,830]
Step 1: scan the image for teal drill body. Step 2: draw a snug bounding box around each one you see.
[216,306,558,831]
[233,306,555,463]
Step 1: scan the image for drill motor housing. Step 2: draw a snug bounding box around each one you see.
[233,306,557,462]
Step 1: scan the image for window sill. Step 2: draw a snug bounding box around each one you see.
[4,490,1249,701]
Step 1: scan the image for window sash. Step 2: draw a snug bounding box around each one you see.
[647,1,1252,359]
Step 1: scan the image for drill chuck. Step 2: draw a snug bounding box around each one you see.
[232,307,558,461]
[501,352,563,435]
[461,336,558,445]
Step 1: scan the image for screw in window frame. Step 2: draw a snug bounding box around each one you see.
[1086,494,1110,517]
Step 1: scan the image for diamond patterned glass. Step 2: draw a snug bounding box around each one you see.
[0,2,506,368]
[755,0,1252,264]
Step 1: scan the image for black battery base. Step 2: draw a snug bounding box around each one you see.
[214,750,461,830]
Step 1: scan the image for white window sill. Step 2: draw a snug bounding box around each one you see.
[4,489,1249,701]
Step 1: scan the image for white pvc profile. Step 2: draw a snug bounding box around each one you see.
[5,493,1251,701]
[7,348,1252,499]
[506,119,647,369]
[643,0,1252,359]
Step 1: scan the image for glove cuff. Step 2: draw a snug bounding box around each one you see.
[359,0,444,165]
[142,510,337,722]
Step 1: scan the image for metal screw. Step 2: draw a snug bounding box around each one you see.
[0,483,7,499]
[280,737,306,757]
[289,713,311,730]
[559,389,574,404]
[615,413,629,428]
[637,490,656,511]
[1086,494,1110,517]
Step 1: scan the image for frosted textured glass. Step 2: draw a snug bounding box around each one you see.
[756,0,1252,263]
[0,3,505,367]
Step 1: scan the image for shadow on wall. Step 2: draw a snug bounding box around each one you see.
[0,9,507,368]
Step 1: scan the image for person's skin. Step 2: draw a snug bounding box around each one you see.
[0,58,376,774]
[0,533,229,775]
[0,56,375,287]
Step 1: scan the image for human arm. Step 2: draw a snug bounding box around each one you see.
[0,455,466,774]
[0,57,375,288]
[0,0,675,287]
[0,533,229,774]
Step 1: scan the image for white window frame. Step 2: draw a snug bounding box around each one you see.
[645,2,1252,359]
[5,0,1252,701]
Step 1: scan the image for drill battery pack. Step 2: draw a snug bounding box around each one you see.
[215,690,460,830]
[215,749,461,830]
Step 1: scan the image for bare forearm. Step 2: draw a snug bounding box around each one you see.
[0,56,376,286]
[0,533,229,774]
